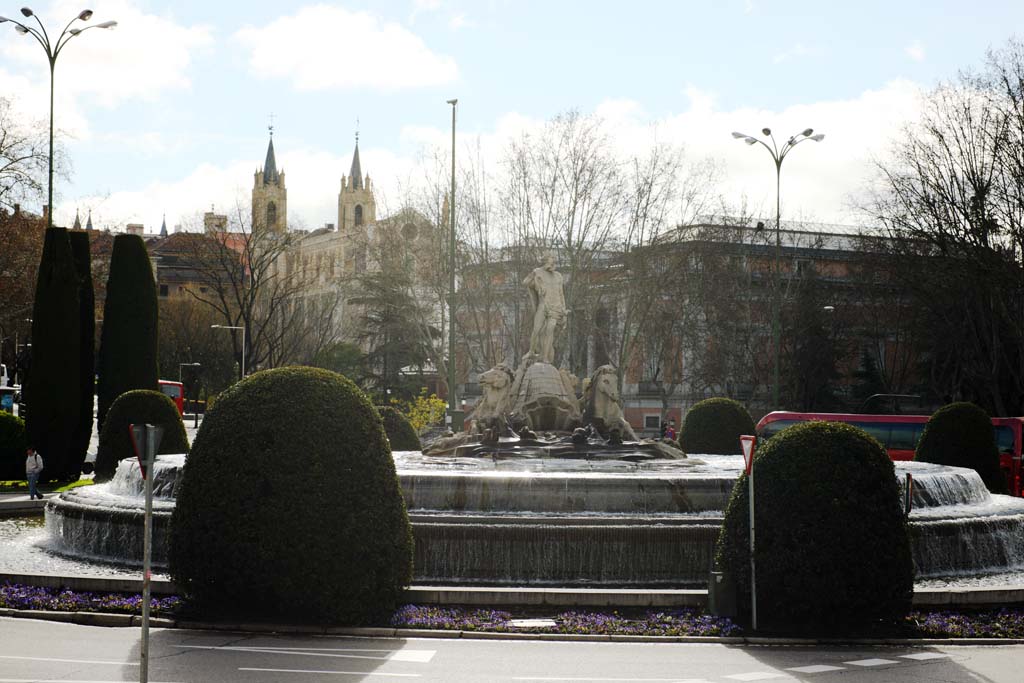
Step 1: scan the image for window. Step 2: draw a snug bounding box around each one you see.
[795,259,812,277]
[995,425,1015,454]
[159,284,168,297]
[644,415,661,430]
[354,204,363,227]
[266,201,277,229]
[852,422,891,447]
[888,423,921,450]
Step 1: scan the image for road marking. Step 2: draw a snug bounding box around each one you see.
[0,680,184,683]
[723,673,789,681]
[512,678,716,682]
[786,664,845,673]
[510,619,559,628]
[240,667,420,677]
[0,655,138,666]
[844,658,898,667]
[901,652,950,660]
[176,645,435,662]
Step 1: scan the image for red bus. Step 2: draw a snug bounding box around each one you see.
[755,411,1023,498]
[158,380,185,415]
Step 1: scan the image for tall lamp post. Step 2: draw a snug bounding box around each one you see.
[445,98,458,430]
[211,325,245,380]
[0,7,117,229]
[731,128,824,410]
[179,362,201,428]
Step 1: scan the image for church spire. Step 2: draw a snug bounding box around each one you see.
[263,128,279,186]
[73,209,82,230]
[85,209,93,231]
[160,213,168,237]
[349,131,362,190]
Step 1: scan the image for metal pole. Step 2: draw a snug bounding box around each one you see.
[446,99,458,428]
[772,158,782,410]
[140,425,156,683]
[241,326,246,379]
[749,461,757,631]
[47,56,55,230]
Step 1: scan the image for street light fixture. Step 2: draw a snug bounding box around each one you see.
[211,324,245,380]
[0,7,117,229]
[732,127,825,410]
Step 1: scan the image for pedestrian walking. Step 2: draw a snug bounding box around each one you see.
[666,420,677,441]
[25,447,44,500]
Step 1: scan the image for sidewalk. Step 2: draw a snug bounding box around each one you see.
[0,491,46,517]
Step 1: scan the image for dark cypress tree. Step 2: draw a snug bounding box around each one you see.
[68,231,95,476]
[26,228,81,481]
[97,234,159,433]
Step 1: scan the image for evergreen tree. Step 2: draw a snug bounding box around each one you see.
[68,230,95,475]
[96,234,158,432]
[26,228,81,480]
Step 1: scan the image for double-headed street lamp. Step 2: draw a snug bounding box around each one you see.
[211,325,245,380]
[732,127,825,410]
[0,7,117,229]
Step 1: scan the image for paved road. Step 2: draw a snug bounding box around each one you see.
[2,617,1022,682]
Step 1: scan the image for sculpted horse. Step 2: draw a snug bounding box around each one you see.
[588,365,638,441]
[470,363,514,433]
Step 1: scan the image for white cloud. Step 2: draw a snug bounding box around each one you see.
[57,80,925,233]
[773,43,821,64]
[449,13,474,30]
[1,0,212,107]
[234,5,459,91]
[905,40,926,62]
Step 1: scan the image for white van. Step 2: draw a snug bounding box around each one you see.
[0,363,8,387]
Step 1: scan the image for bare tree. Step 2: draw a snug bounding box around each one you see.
[0,98,63,214]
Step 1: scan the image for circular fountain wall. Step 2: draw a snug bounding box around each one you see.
[15,449,1024,589]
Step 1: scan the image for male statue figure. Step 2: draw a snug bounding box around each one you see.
[524,255,566,364]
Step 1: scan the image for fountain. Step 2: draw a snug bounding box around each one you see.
[2,257,1021,592]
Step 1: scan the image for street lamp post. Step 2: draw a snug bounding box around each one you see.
[0,8,117,229]
[731,128,825,410]
[445,98,458,430]
[211,325,245,380]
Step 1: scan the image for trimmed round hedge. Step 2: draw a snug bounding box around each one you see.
[169,367,414,624]
[915,402,1008,494]
[680,398,756,455]
[716,421,913,631]
[95,390,189,481]
[0,411,28,481]
[377,406,421,451]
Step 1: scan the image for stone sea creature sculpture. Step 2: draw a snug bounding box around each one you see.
[587,365,638,441]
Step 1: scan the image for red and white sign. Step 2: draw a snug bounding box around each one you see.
[740,434,757,475]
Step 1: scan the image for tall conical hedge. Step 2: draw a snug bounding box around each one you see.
[68,231,95,476]
[26,228,81,481]
[97,234,158,433]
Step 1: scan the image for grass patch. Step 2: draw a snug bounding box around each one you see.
[0,478,94,494]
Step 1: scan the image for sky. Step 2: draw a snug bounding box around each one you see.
[1,0,1023,234]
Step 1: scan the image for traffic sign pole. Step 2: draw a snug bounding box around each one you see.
[130,424,163,683]
[740,435,758,632]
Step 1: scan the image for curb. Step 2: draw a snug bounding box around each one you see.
[3,608,1024,645]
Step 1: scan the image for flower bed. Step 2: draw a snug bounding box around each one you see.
[0,583,180,615]
[3,582,1023,639]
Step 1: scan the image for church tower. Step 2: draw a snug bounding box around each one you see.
[337,135,376,236]
[252,128,287,233]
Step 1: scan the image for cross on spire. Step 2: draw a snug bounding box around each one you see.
[268,112,275,137]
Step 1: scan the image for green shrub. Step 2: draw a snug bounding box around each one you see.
[378,406,421,451]
[169,367,413,624]
[915,402,1008,494]
[679,398,756,455]
[69,230,95,476]
[96,234,158,433]
[716,422,913,631]
[0,412,28,481]
[26,227,81,481]
[95,390,189,482]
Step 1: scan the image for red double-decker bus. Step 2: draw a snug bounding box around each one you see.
[755,411,1024,498]
[158,379,185,415]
